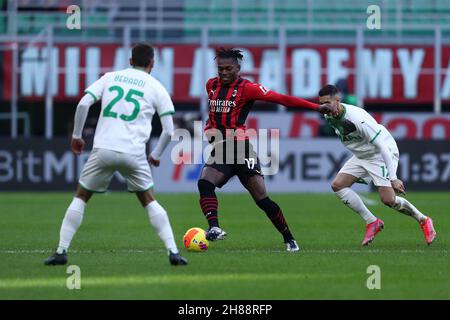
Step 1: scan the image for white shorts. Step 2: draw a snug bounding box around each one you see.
[339,154,399,187]
[79,148,154,193]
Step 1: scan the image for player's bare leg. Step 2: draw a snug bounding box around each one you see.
[198,166,227,241]
[243,175,298,252]
[44,185,92,265]
[332,173,384,245]
[136,189,187,265]
[378,186,436,245]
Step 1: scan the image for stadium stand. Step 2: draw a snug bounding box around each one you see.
[0,0,4,34]
[2,0,449,40]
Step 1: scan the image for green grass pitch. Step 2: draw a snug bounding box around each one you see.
[0,192,449,299]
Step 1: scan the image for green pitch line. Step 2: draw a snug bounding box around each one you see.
[0,192,449,299]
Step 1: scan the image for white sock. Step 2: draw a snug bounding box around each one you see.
[145,201,178,254]
[392,196,426,223]
[57,197,86,253]
[335,188,378,224]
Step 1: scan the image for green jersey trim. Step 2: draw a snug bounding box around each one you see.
[336,104,347,120]
[79,182,106,193]
[370,130,382,143]
[128,184,154,193]
[84,90,97,102]
[355,177,369,185]
[159,110,175,117]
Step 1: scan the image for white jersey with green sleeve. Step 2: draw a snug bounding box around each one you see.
[324,103,397,159]
[84,67,175,155]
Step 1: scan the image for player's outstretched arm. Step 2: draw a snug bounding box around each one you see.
[149,114,174,167]
[246,83,318,110]
[71,93,95,155]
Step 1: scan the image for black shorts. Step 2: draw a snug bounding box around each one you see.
[204,139,263,188]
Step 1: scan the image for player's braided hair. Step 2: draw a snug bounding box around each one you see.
[215,47,243,64]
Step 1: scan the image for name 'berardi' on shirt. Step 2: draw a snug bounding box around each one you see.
[114,75,146,88]
[208,98,236,113]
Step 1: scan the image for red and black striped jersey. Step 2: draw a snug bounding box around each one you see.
[204,77,318,139]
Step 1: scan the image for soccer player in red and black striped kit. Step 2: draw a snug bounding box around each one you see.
[198,48,331,251]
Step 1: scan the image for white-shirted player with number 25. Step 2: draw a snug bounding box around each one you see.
[319,84,436,246]
[44,43,187,266]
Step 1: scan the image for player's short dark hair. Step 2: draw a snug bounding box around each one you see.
[318,84,341,97]
[215,47,243,64]
[131,43,154,67]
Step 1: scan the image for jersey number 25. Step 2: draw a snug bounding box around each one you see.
[103,86,144,122]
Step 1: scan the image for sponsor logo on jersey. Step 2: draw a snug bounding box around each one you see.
[341,133,363,142]
[208,99,236,112]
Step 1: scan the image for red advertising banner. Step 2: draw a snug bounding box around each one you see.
[3,43,450,104]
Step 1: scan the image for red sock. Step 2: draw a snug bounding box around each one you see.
[200,197,219,228]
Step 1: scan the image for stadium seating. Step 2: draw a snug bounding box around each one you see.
[182,0,449,39]
[2,0,448,39]
[15,12,109,37]
[0,0,5,34]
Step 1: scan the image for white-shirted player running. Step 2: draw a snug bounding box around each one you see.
[44,43,187,266]
[319,84,436,246]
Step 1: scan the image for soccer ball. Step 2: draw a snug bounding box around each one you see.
[183,227,209,252]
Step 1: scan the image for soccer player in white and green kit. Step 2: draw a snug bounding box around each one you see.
[318,85,436,246]
[44,44,187,266]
